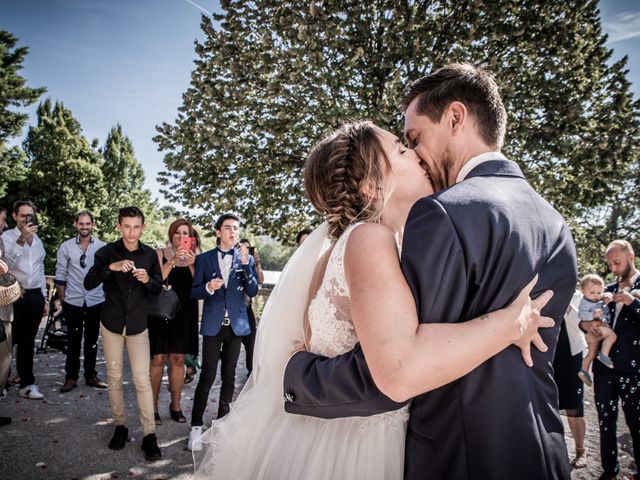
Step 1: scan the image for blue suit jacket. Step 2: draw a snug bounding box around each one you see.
[191,247,259,337]
[595,276,640,375]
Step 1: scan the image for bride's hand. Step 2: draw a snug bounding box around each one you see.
[507,275,555,367]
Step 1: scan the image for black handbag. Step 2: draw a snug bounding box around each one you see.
[148,283,181,322]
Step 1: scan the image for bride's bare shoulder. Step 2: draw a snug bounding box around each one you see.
[347,222,394,242]
[344,223,398,268]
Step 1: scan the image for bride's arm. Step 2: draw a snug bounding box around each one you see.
[345,223,551,403]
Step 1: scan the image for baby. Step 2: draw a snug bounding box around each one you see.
[577,274,617,386]
[51,297,65,335]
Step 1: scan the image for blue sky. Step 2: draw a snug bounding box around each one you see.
[2,0,640,206]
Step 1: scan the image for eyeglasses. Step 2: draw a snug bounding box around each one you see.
[80,253,86,268]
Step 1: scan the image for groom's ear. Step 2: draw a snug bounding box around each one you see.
[448,101,467,132]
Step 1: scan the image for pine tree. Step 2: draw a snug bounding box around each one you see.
[0,30,45,198]
[20,99,107,270]
[101,124,161,245]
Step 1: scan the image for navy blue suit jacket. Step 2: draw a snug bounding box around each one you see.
[191,247,259,337]
[283,159,577,480]
[594,276,640,376]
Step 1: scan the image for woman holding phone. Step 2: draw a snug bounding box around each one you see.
[238,239,264,376]
[149,218,199,424]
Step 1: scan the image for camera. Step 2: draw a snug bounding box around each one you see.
[25,213,37,226]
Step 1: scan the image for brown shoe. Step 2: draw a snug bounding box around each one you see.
[86,376,108,389]
[60,379,77,393]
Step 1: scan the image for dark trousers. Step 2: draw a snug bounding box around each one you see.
[12,289,45,388]
[241,305,257,374]
[63,301,103,381]
[190,326,242,426]
[594,368,640,475]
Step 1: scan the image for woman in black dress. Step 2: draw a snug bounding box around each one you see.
[238,239,264,376]
[149,219,199,424]
[552,290,588,469]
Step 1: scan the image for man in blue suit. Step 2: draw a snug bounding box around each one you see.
[187,213,258,451]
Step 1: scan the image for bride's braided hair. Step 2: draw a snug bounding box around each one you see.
[304,121,390,240]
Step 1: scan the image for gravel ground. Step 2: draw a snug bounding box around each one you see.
[0,321,636,479]
[0,323,250,480]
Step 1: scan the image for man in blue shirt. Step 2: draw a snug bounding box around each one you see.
[55,210,107,393]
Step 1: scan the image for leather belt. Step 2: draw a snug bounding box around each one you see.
[24,288,43,294]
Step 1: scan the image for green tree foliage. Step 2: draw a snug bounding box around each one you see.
[0,30,45,198]
[254,235,295,271]
[17,99,107,270]
[100,124,163,245]
[155,0,640,270]
[2,101,164,270]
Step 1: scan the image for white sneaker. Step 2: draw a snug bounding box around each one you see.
[187,426,203,451]
[19,384,44,400]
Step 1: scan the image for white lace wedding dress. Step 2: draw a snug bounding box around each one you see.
[193,223,409,479]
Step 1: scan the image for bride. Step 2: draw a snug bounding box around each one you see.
[193,121,553,479]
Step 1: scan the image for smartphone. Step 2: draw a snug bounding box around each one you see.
[25,213,37,226]
[180,237,197,252]
[248,246,255,256]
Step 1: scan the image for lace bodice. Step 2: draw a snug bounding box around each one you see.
[308,223,360,357]
[307,223,409,429]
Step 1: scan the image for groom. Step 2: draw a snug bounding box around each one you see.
[283,63,577,479]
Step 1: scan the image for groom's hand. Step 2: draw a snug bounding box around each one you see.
[510,276,555,367]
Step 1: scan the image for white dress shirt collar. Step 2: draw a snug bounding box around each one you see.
[217,248,234,287]
[455,151,508,184]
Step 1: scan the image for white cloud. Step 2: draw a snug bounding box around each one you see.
[603,10,640,43]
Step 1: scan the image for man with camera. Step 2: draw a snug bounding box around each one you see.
[1,200,47,400]
[55,210,107,393]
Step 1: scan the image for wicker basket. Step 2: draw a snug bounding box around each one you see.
[0,273,22,308]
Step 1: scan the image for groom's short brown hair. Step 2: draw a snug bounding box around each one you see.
[403,63,507,150]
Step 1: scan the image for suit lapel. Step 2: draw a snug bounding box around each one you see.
[210,248,223,280]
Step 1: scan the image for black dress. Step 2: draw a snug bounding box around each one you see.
[552,320,584,416]
[148,257,199,356]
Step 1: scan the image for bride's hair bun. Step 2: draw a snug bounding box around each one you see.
[304,121,390,240]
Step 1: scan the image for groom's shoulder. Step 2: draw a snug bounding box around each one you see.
[410,173,562,230]
[423,176,517,213]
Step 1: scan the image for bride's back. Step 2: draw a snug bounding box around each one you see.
[307,223,360,358]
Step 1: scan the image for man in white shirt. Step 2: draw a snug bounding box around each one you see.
[55,210,107,393]
[1,201,47,400]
